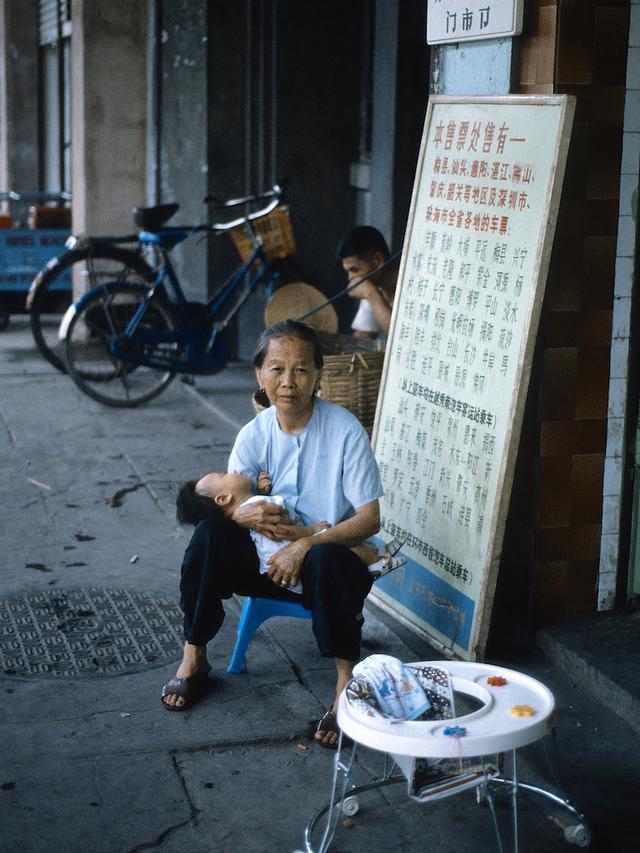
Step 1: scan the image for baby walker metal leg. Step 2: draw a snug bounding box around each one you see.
[480,759,504,853]
[305,732,358,853]
[488,756,591,851]
[512,783,590,848]
[511,749,519,853]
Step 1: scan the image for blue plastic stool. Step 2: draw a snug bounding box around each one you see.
[227,596,312,673]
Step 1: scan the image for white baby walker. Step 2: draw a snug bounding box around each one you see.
[299,661,590,853]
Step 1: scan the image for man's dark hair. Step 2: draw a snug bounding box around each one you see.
[176,479,225,526]
[336,226,391,262]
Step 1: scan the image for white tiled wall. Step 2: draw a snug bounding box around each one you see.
[599,0,640,609]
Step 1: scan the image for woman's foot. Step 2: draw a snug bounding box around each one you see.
[162,642,210,710]
[314,659,353,747]
[314,709,341,749]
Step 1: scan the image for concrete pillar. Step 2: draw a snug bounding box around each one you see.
[157,0,208,302]
[369,0,399,246]
[0,0,39,210]
[70,0,147,240]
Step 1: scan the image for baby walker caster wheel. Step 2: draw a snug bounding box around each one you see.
[341,796,360,816]
[564,823,590,848]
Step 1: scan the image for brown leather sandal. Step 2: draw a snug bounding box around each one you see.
[314,709,343,750]
[161,666,211,712]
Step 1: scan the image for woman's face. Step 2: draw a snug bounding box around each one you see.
[256,335,320,421]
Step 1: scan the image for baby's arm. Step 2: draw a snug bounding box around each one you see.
[256,471,272,495]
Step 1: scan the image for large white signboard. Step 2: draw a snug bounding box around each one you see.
[427,0,524,45]
[371,96,575,660]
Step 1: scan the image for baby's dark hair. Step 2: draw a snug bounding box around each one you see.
[176,479,226,526]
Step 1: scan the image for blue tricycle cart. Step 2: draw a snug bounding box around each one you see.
[0,191,71,330]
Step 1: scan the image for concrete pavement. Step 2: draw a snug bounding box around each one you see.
[0,316,638,852]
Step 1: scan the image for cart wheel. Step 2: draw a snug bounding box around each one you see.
[0,304,9,331]
[564,823,590,848]
[341,796,359,816]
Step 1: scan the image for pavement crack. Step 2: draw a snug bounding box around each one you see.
[227,595,325,709]
[125,754,199,853]
[175,733,311,754]
[91,758,105,815]
[123,452,170,517]
[0,409,19,449]
[125,815,195,853]
[256,622,319,698]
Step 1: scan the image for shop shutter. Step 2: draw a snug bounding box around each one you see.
[38,0,71,47]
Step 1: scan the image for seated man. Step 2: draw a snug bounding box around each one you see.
[337,226,398,339]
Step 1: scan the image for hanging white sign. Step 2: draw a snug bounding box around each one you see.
[427,0,524,45]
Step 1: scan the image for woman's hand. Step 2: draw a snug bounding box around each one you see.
[231,500,297,542]
[266,539,312,588]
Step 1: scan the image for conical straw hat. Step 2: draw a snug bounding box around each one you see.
[264,282,338,333]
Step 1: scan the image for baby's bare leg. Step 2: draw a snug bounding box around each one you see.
[350,543,378,566]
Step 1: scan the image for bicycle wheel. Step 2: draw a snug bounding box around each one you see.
[28,246,155,373]
[64,283,180,407]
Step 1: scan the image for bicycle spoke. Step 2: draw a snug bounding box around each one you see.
[64,283,179,407]
[29,247,155,374]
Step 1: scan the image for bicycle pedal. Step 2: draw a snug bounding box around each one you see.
[179,375,196,386]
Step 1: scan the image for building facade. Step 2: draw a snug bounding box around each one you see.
[0,0,637,649]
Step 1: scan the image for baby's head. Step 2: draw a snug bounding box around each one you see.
[176,471,253,525]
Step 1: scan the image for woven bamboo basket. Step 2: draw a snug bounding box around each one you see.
[230,206,296,263]
[317,332,385,436]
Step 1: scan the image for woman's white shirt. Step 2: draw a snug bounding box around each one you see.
[227,398,383,526]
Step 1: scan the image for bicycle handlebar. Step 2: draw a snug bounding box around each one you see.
[204,184,283,232]
[204,185,280,209]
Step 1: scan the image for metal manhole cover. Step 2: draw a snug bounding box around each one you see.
[0,588,183,678]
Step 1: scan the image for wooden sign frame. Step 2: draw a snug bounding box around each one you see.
[370,95,575,660]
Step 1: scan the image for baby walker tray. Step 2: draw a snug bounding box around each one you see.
[301,661,590,853]
[341,661,556,758]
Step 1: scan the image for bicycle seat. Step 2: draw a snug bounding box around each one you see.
[132,203,179,230]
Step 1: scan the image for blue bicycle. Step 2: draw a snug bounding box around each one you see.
[56,185,289,406]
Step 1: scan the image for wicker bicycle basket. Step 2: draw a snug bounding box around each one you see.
[316,332,386,436]
[230,206,296,263]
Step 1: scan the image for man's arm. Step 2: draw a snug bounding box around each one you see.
[349,281,392,333]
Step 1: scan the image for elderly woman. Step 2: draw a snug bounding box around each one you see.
[162,320,383,747]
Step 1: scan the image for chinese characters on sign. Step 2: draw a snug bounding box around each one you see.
[372,98,574,658]
[427,0,524,45]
